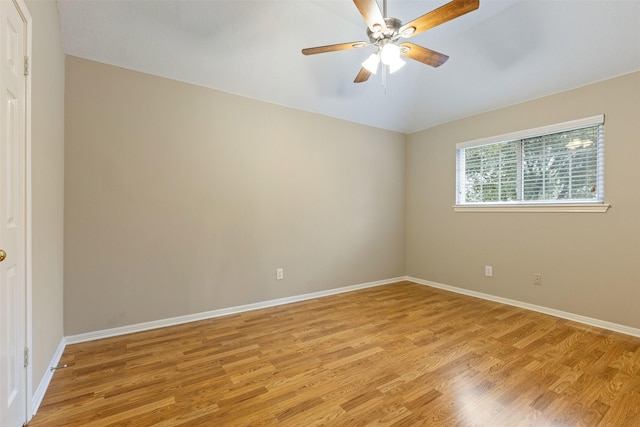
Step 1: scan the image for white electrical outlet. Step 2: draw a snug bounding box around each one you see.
[533,273,542,285]
[485,266,493,277]
[276,268,284,280]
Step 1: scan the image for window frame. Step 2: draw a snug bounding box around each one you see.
[454,115,610,213]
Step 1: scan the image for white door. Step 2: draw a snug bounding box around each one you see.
[0,0,27,426]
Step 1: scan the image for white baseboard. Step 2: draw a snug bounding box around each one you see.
[64,273,639,349]
[30,337,66,417]
[408,276,640,338]
[65,276,407,345]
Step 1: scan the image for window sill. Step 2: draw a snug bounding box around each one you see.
[452,203,610,213]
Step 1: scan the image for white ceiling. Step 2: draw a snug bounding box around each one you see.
[56,0,640,133]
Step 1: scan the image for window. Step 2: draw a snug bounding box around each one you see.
[455,115,608,212]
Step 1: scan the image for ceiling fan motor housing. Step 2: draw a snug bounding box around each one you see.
[367,17,402,44]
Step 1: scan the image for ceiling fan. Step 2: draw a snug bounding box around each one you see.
[302,0,479,83]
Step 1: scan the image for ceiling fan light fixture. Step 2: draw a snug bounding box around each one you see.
[387,57,406,74]
[362,53,380,74]
[380,43,401,65]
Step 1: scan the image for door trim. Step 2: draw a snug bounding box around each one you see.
[12,0,32,422]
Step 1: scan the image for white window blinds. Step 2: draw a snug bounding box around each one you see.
[456,115,605,205]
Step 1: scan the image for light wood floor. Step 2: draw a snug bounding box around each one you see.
[29,281,640,426]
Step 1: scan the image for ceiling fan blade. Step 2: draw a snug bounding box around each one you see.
[400,42,449,67]
[302,41,368,55]
[400,0,479,38]
[354,67,372,83]
[353,0,388,33]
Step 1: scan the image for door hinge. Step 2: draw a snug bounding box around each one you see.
[24,346,29,368]
[24,56,30,76]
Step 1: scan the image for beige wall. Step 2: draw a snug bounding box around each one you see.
[64,56,406,335]
[406,72,640,329]
[64,56,638,336]
[25,0,65,394]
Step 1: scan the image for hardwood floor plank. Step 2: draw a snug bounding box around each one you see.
[28,281,640,426]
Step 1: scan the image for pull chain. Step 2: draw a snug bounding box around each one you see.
[382,65,387,94]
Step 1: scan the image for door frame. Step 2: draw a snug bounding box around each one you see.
[13,0,32,423]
